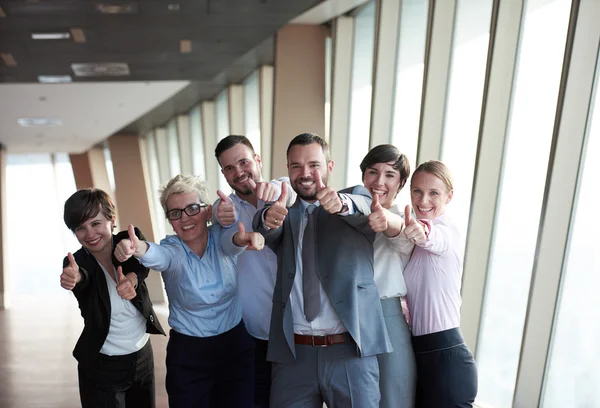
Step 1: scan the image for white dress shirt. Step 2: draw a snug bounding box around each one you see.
[373,204,414,299]
[98,263,149,356]
[291,197,354,336]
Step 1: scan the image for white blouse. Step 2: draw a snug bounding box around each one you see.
[373,204,414,299]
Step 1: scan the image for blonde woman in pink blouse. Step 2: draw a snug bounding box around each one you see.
[403,161,478,408]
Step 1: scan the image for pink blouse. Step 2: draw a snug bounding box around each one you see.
[403,214,463,337]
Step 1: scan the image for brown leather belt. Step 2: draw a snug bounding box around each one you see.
[294,332,354,347]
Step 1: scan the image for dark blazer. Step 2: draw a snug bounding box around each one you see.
[253,186,392,364]
[63,228,165,364]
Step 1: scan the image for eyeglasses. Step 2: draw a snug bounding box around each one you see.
[166,203,208,220]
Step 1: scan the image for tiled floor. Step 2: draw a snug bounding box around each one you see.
[0,294,170,408]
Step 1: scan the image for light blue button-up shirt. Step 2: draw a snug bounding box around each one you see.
[212,177,294,340]
[139,225,245,337]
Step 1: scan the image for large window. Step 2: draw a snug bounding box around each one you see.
[215,89,230,192]
[475,0,572,406]
[166,118,181,178]
[440,0,493,253]
[390,0,429,207]
[5,153,79,299]
[346,0,376,186]
[189,105,206,179]
[541,58,600,408]
[243,71,261,156]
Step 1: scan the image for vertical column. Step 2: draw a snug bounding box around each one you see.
[0,145,7,308]
[329,16,354,190]
[417,0,457,163]
[369,0,401,147]
[69,147,112,193]
[259,65,274,179]
[107,134,166,304]
[271,24,327,178]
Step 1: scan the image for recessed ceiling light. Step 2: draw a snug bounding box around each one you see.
[180,40,191,53]
[38,75,73,83]
[168,4,180,11]
[70,28,86,43]
[17,118,62,127]
[31,32,71,40]
[96,3,137,14]
[1,53,17,67]
[71,62,130,77]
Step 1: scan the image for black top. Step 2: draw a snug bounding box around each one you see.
[62,227,166,364]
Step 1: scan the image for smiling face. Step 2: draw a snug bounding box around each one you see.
[410,171,453,219]
[218,143,262,197]
[287,142,334,202]
[362,161,402,209]
[74,211,115,256]
[166,192,211,244]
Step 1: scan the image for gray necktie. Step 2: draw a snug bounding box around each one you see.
[302,205,320,322]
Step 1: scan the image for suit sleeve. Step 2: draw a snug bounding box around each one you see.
[113,227,150,282]
[252,205,283,251]
[337,185,375,237]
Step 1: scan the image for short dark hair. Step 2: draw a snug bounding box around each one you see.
[360,144,411,190]
[215,135,256,165]
[286,133,331,162]
[63,188,116,231]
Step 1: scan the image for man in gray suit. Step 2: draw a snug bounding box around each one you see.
[253,133,392,408]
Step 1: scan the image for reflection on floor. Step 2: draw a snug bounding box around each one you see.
[0,294,170,408]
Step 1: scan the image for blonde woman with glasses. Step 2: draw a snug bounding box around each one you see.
[114,174,265,408]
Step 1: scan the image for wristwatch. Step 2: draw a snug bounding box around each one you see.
[336,194,349,214]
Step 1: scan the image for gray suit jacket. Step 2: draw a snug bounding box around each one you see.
[253,185,392,364]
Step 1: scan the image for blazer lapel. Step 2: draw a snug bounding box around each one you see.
[288,200,302,253]
[81,251,111,314]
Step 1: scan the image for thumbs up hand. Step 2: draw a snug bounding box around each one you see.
[114,224,140,262]
[216,190,236,226]
[233,222,265,251]
[314,170,342,214]
[60,252,81,290]
[403,205,427,245]
[249,179,279,202]
[368,194,389,233]
[264,182,289,230]
[116,266,137,300]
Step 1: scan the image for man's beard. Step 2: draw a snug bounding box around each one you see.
[230,173,256,196]
[293,174,328,201]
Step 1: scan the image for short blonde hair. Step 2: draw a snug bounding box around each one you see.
[412,160,454,192]
[159,174,210,213]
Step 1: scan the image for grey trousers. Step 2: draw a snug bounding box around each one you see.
[377,297,417,408]
[270,342,380,408]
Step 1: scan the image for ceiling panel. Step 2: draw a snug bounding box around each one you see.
[0,0,321,152]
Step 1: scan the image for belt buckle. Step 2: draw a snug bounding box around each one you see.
[311,335,328,348]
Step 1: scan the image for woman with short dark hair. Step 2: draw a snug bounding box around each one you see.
[360,144,417,408]
[60,188,165,408]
